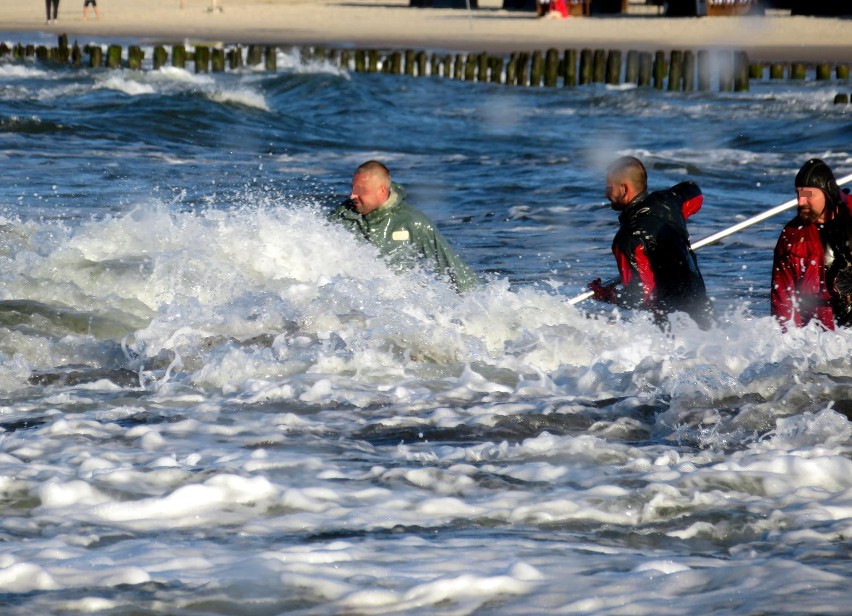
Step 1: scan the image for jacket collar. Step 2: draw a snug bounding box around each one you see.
[618,190,648,222]
[364,187,403,220]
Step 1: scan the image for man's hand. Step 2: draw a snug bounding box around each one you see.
[588,278,617,303]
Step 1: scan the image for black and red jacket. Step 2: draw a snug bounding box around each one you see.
[771,191,852,329]
[611,181,712,325]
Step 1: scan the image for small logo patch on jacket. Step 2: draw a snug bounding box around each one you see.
[392,230,410,241]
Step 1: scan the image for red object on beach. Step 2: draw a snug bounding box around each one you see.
[551,0,569,17]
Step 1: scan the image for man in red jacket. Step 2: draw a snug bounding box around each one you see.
[771,158,852,329]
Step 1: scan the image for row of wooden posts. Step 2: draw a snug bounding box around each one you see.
[2,35,851,93]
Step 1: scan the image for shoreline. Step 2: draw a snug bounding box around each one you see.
[2,0,852,63]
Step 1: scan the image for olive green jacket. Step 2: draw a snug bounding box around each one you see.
[331,184,479,292]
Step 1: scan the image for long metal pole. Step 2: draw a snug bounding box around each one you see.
[568,173,852,306]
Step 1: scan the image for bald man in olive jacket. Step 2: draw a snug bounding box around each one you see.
[331,160,479,292]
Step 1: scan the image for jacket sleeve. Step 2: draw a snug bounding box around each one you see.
[671,181,703,220]
[329,200,364,236]
[418,226,480,292]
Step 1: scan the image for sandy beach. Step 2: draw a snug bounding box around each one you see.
[2,0,851,63]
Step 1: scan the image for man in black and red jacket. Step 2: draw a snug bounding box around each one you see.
[771,158,852,330]
[588,156,713,328]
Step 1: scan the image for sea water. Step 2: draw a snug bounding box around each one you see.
[0,39,851,615]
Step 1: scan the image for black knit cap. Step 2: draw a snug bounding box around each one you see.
[795,158,843,211]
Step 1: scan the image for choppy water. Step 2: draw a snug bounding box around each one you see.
[1,38,851,615]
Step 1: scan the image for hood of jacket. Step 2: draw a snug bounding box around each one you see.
[796,158,844,213]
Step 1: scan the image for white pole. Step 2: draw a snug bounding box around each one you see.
[567,172,852,306]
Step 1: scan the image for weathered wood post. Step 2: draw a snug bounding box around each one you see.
[834,93,849,104]
[13,44,25,60]
[25,45,35,58]
[815,62,832,80]
[837,65,850,80]
[153,46,168,69]
[733,51,749,91]
[789,62,806,80]
[173,45,187,69]
[264,46,277,71]
[353,49,366,72]
[405,49,416,76]
[229,46,244,69]
[246,45,261,66]
[530,51,544,86]
[428,53,440,77]
[211,48,225,72]
[697,51,711,90]
[56,34,69,63]
[390,51,403,74]
[0,43,9,59]
[624,50,639,84]
[682,50,696,91]
[668,50,683,91]
[638,52,652,87]
[718,51,734,91]
[441,54,452,78]
[417,51,428,76]
[592,49,606,83]
[127,45,144,70]
[465,52,477,81]
[453,53,464,79]
[563,49,577,87]
[769,63,785,79]
[748,62,763,80]
[605,49,621,85]
[506,53,518,85]
[71,42,82,66]
[368,50,380,72]
[106,44,122,69]
[194,46,210,73]
[653,51,666,90]
[516,52,530,86]
[544,48,559,87]
[579,49,592,85]
[474,52,486,82]
[36,46,49,63]
[89,45,103,68]
[490,55,504,84]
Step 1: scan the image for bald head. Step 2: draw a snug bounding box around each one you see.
[351,160,392,215]
[605,156,647,210]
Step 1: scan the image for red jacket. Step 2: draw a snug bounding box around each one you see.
[770,193,852,329]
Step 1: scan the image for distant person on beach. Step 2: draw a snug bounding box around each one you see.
[331,160,479,292]
[83,0,99,20]
[588,156,713,328]
[771,158,852,330]
[45,0,60,24]
[537,0,569,18]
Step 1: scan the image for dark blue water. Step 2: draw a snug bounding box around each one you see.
[0,43,850,615]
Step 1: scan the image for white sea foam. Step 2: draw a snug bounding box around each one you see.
[0,64,50,79]
[96,74,156,96]
[207,87,269,111]
[276,47,350,78]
